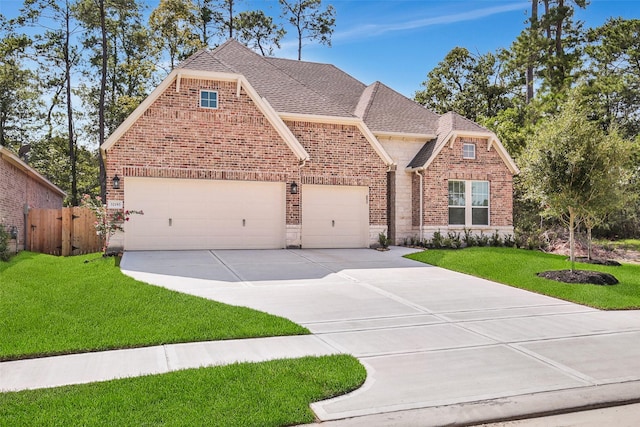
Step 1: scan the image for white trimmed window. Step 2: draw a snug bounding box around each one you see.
[200,90,218,109]
[463,143,476,159]
[448,180,489,226]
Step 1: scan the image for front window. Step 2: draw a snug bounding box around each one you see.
[471,181,489,225]
[448,180,489,226]
[448,180,466,225]
[463,143,476,159]
[200,90,218,109]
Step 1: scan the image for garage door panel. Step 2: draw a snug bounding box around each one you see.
[124,178,285,250]
[301,184,369,249]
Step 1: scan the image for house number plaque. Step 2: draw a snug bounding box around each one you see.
[107,200,124,209]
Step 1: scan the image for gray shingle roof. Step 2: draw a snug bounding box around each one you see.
[177,40,493,143]
[407,139,437,169]
[357,82,440,135]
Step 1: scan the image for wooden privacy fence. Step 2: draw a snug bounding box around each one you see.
[28,207,103,256]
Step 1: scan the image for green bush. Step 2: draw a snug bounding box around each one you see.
[490,230,503,247]
[0,225,11,262]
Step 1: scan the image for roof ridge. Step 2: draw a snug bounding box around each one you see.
[444,111,492,134]
[361,82,381,121]
[177,48,212,69]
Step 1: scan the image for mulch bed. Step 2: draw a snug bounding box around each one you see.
[574,257,621,266]
[537,270,619,286]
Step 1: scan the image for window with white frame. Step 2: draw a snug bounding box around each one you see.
[463,142,476,159]
[448,180,489,226]
[200,90,218,109]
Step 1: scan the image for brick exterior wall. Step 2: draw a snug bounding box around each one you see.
[285,121,388,226]
[105,77,388,240]
[413,137,514,232]
[105,78,302,222]
[0,155,63,249]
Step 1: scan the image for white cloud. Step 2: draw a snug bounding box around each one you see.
[333,2,529,42]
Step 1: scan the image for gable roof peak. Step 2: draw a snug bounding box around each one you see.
[440,111,492,135]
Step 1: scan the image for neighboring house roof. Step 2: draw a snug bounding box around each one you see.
[0,145,66,197]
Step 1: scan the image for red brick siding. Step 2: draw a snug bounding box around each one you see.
[413,137,513,227]
[285,121,388,226]
[0,156,63,248]
[105,78,302,223]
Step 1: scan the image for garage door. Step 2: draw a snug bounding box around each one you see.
[301,184,369,248]
[124,177,285,250]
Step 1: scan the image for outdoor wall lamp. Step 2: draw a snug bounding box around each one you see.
[112,174,120,189]
[290,181,298,194]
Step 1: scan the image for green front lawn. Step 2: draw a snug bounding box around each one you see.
[407,247,640,310]
[0,355,366,426]
[0,252,307,361]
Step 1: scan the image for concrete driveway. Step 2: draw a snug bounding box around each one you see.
[122,248,640,426]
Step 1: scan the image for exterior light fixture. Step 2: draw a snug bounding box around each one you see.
[290,181,298,194]
[112,174,120,189]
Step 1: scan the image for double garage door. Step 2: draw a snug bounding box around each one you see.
[124,178,368,250]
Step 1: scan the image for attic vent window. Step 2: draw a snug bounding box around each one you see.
[463,143,476,159]
[200,90,218,109]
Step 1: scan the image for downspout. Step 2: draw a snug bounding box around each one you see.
[415,170,424,242]
[23,204,29,251]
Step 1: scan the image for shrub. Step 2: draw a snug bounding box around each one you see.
[81,194,143,254]
[447,231,462,249]
[431,230,444,248]
[378,230,390,249]
[0,224,10,261]
[503,234,515,248]
[463,228,476,247]
[490,230,503,247]
[476,231,489,247]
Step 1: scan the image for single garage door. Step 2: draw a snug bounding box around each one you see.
[301,184,369,248]
[124,177,285,250]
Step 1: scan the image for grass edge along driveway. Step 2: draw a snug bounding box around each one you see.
[0,251,307,361]
[0,355,366,426]
[407,247,640,310]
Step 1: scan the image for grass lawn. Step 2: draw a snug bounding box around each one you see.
[595,238,640,252]
[0,355,365,426]
[407,247,640,310]
[0,252,307,361]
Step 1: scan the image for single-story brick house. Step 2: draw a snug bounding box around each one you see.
[102,39,518,250]
[0,144,65,250]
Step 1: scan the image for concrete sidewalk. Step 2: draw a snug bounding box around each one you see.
[0,335,339,392]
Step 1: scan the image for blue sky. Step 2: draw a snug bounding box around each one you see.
[2,0,640,97]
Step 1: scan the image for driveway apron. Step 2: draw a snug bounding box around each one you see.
[121,248,640,425]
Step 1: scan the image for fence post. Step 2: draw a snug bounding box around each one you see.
[61,208,72,256]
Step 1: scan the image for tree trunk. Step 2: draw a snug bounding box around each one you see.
[587,226,592,261]
[297,25,302,60]
[228,0,233,39]
[569,206,576,272]
[98,0,107,202]
[65,0,77,206]
[526,0,538,103]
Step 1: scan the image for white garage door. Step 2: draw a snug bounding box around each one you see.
[124,177,285,250]
[301,184,369,248]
